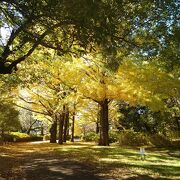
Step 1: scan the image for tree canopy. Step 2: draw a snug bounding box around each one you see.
[0,0,179,73]
[0,0,179,146]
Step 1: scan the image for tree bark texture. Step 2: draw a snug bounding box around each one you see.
[71,112,75,142]
[49,118,57,143]
[58,111,65,145]
[63,106,69,142]
[99,99,109,146]
[96,122,100,134]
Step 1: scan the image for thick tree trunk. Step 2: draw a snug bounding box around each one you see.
[58,110,65,145]
[49,119,57,143]
[96,122,100,134]
[71,104,76,142]
[96,104,100,134]
[66,111,70,137]
[71,112,75,142]
[63,106,69,142]
[99,99,109,146]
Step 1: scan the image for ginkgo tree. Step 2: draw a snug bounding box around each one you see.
[16,56,82,144]
[15,50,179,146]
[17,81,71,144]
[56,54,179,146]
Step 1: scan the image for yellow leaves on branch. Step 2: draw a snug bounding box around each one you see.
[116,60,179,111]
[23,54,179,112]
[59,58,179,111]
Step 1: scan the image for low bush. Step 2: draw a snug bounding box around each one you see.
[171,139,180,149]
[29,135,43,141]
[109,130,119,143]
[83,131,119,143]
[83,132,99,142]
[3,132,43,142]
[148,134,172,147]
[118,129,175,147]
[118,129,149,146]
[66,135,71,141]
[43,134,50,141]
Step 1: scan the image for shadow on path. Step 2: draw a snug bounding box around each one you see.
[22,157,100,180]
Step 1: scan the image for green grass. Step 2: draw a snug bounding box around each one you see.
[54,142,180,179]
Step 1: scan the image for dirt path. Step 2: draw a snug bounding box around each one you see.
[0,142,102,180]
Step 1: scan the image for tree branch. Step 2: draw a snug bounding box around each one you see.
[14,103,50,116]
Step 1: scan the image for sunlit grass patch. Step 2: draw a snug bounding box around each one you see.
[1,141,179,179]
[54,142,180,179]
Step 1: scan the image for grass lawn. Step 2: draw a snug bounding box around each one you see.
[0,141,179,179]
[54,142,180,179]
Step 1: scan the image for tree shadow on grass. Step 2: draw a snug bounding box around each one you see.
[0,155,25,179]
[55,145,180,179]
[22,156,101,180]
[98,160,180,179]
[0,142,179,179]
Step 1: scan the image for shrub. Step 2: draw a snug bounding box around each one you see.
[118,129,149,146]
[29,135,43,141]
[171,139,180,149]
[43,134,50,141]
[148,134,172,147]
[83,132,99,142]
[109,130,119,143]
[3,132,43,142]
[66,135,71,141]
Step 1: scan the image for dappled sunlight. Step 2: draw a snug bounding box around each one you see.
[0,153,12,158]
[0,1,179,179]
[29,141,50,144]
[62,145,89,149]
[20,157,99,179]
[0,142,179,179]
[91,145,116,149]
[48,166,73,175]
[99,157,120,162]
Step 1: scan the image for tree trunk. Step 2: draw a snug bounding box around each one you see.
[63,106,69,142]
[71,104,76,142]
[49,118,57,143]
[83,126,86,137]
[1,129,4,143]
[41,126,44,136]
[96,104,100,134]
[96,122,100,134]
[99,99,109,146]
[27,128,31,135]
[71,112,75,142]
[58,110,65,145]
[66,111,70,137]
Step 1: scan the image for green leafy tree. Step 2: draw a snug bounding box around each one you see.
[118,99,180,139]
[0,102,20,141]
[0,0,179,73]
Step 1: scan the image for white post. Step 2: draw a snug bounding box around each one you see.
[140,147,145,160]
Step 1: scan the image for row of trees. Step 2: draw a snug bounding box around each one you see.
[0,53,179,144]
[0,0,179,73]
[0,1,179,145]
[9,51,178,145]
